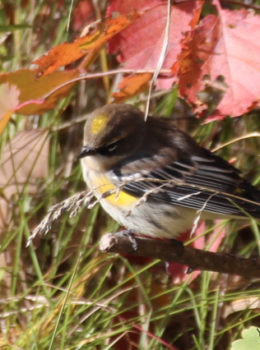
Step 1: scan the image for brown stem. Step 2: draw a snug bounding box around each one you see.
[99,231,260,278]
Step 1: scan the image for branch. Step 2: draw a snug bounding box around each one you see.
[99,231,260,278]
[29,189,260,278]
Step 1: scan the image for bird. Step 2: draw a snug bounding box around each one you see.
[78,103,260,239]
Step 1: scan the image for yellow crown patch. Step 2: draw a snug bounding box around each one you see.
[91,114,109,135]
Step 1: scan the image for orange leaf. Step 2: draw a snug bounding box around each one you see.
[0,69,79,117]
[34,15,133,75]
[113,73,152,101]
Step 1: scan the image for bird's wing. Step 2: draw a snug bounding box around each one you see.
[115,150,260,219]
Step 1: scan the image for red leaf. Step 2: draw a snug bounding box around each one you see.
[179,0,260,119]
[108,0,203,91]
[72,0,94,31]
[168,221,226,283]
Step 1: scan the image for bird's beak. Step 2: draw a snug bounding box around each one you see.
[77,145,96,159]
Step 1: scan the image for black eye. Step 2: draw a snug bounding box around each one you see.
[107,142,118,153]
[98,141,119,156]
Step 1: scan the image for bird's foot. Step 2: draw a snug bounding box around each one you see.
[116,230,138,251]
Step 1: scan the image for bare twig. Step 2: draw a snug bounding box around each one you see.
[212,132,260,152]
[99,231,260,278]
[40,68,172,102]
[144,0,172,120]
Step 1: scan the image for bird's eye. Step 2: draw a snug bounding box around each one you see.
[98,141,119,156]
[107,142,118,153]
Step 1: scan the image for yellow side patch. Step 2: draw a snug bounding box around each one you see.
[91,114,109,135]
[108,189,137,206]
[92,174,137,206]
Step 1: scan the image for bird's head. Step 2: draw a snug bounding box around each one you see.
[78,104,145,170]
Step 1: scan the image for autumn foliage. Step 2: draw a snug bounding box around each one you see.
[2,0,260,133]
[1,1,260,349]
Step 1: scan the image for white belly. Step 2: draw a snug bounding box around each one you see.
[100,197,198,238]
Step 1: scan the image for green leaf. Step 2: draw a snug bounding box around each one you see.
[231,327,260,350]
[0,24,32,32]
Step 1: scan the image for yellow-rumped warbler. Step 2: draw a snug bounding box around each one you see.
[78,103,260,239]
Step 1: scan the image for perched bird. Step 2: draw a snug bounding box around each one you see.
[78,104,260,239]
